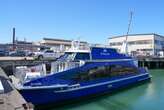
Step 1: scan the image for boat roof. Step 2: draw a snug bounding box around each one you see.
[65,49,90,53]
[65,46,117,53]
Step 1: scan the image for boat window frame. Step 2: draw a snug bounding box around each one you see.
[74,52,90,60]
[60,64,139,82]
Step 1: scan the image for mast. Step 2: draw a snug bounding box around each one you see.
[124,11,133,54]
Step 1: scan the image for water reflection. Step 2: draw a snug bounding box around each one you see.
[144,82,155,100]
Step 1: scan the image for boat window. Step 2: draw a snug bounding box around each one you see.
[109,65,138,76]
[65,65,138,82]
[75,53,90,60]
[57,52,76,61]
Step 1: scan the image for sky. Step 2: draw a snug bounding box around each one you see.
[0,0,164,44]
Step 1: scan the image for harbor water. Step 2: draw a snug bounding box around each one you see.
[49,69,164,110]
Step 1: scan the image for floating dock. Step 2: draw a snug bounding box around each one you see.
[0,67,34,110]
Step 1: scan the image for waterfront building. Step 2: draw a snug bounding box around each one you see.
[108,33,164,56]
[0,38,89,53]
[40,38,89,52]
[14,40,39,51]
[0,40,42,52]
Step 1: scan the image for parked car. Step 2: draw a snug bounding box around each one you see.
[9,50,26,57]
[23,50,34,57]
[0,50,9,56]
[158,51,164,58]
[33,50,58,60]
[26,52,34,57]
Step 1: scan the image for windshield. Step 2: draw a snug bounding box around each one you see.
[57,52,75,61]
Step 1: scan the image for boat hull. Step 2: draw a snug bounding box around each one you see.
[19,73,151,105]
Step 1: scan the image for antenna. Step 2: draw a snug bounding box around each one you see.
[125,11,133,54]
[126,11,133,41]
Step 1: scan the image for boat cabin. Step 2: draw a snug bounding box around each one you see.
[57,47,130,61]
[51,47,132,74]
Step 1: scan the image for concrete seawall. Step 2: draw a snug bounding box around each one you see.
[0,67,34,110]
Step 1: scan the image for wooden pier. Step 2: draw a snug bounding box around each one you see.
[0,57,55,76]
[138,57,164,69]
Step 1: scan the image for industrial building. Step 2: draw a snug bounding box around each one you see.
[108,33,164,56]
[0,40,41,52]
[40,38,89,52]
[0,37,89,53]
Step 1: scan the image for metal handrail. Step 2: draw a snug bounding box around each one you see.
[51,61,85,73]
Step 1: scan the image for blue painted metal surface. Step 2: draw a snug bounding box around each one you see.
[18,47,151,105]
[91,47,131,59]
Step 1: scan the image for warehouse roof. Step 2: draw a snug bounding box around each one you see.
[108,33,164,39]
[43,38,87,44]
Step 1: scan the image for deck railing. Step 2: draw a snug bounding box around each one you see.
[51,61,85,74]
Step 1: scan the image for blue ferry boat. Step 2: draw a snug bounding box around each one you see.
[15,46,151,105]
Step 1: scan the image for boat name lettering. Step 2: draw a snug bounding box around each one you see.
[100,52,110,56]
[100,49,110,55]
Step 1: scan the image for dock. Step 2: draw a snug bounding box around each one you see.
[0,67,34,110]
[0,57,55,76]
[138,57,164,69]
